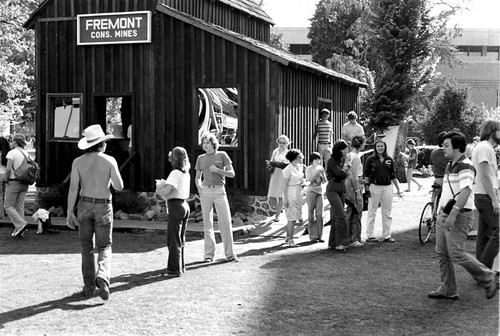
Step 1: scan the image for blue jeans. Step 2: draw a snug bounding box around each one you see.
[306,191,323,240]
[475,194,499,269]
[4,180,29,228]
[167,199,190,275]
[435,211,495,296]
[77,200,113,291]
[200,186,236,260]
[326,189,349,248]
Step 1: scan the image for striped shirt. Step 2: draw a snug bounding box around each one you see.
[317,120,332,144]
[438,155,475,210]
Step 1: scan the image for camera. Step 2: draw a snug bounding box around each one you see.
[442,199,456,215]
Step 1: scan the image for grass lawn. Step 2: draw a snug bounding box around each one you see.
[0,177,498,335]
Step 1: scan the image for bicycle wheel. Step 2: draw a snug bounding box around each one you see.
[419,202,434,244]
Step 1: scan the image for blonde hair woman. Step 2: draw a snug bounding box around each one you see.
[265,135,291,222]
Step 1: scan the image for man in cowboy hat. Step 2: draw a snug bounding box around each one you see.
[67,124,124,300]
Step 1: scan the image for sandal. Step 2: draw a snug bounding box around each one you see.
[366,237,378,243]
[383,237,396,243]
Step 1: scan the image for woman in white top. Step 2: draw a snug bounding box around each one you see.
[161,147,191,277]
[266,135,290,222]
[282,149,305,247]
[5,134,30,237]
[0,136,10,219]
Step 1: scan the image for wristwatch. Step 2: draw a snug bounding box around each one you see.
[452,205,461,211]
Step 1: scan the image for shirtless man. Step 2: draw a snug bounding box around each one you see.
[67,124,123,300]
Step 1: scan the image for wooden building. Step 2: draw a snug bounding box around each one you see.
[24,0,366,195]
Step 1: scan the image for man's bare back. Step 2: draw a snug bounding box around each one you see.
[73,152,123,199]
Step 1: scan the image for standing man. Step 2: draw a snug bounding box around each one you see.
[195,133,238,263]
[4,134,30,237]
[471,120,499,277]
[313,108,333,166]
[341,111,365,145]
[428,131,497,300]
[67,124,124,300]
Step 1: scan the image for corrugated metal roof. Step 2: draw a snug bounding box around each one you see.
[156,4,367,87]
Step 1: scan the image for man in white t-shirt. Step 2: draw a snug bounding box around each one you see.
[471,120,500,276]
[4,134,30,237]
[341,111,365,144]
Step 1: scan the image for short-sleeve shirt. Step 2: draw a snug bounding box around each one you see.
[6,148,29,179]
[472,140,498,194]
[438,155,475,210]
[316,120,332,144]
[363,155,396,186]
[165,169,191,200]
[282,163,304,186]
[305,165,324,194]
[195,151,232,186]
[341,121,365,142]
[430,148,448,178]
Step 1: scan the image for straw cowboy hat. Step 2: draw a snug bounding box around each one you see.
[78,124,114,150]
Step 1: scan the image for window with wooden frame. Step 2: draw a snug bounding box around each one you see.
[47,93,82,141]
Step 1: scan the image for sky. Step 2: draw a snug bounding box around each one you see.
[261,0,500,29]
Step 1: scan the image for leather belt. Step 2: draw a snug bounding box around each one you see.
[461,208,472,212]
[80,196,111,204]
[9,178,18,181]
[318,142,331,145]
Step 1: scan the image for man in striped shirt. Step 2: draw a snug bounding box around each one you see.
[313,108,333,166]
[428,131,497,300]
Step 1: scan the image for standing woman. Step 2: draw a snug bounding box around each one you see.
[0,137,10,219]
[345,135,366,247]
[326,140,351,252]
[405,139,422,192]
[305,152,327,242]
[161,147,191,277]
[282,149,305,247]
[266,135,291,222]
[364,140,402,243]
[5,134,30,237]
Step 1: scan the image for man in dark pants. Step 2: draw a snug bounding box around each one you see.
[471,120,500,287]
[67,124,124,300]
[428,131,497,300]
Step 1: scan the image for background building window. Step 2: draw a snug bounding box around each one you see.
[47,93,82,140]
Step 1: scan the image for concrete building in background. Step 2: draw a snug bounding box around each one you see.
[436,29,500,109]
[272,27,500,108]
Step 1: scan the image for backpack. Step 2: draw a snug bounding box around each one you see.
[14,149,40,185]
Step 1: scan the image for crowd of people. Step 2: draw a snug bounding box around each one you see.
[1,115,498,303]
[265,113,499,301]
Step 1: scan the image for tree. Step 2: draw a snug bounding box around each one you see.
[269,32,289,51]
[308,0,369,66]
[308,0,467,133]
[421,80,484,143]
[0,0,41,132]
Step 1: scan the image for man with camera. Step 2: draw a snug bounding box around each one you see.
[428,131,497,300]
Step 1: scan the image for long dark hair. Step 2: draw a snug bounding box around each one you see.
[169,146,190,173]
[331,140,348,161]
[372,140,388,160]
[0,137,9,166]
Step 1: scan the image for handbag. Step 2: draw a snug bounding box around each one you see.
[265,164,275,174]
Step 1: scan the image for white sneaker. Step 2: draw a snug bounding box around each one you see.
[349,241,365,247]
[288,239,296,247]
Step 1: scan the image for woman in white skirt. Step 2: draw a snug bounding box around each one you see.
[266,135,290,222]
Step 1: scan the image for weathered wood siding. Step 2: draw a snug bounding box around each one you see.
[29,0,362,194]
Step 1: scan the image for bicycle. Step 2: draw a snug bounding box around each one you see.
[418,183,441,244]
